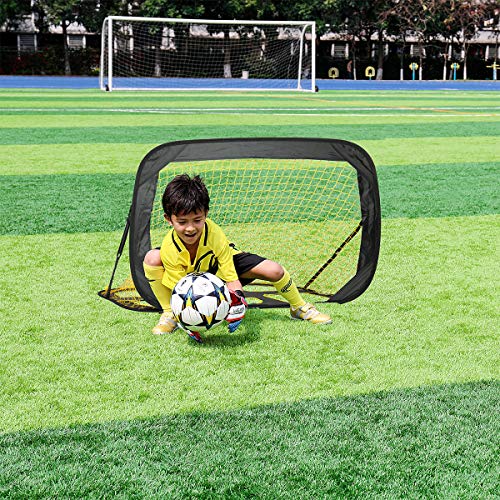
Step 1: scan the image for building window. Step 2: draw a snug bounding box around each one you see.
[486,44,500,60]
[67,35,86,49]
[410,44,426,57]
[18,33,37,52]
[331,43,347,59]
[371,43,389,59]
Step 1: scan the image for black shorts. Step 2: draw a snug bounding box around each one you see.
[153,248,266,286]
[233,252,266,286]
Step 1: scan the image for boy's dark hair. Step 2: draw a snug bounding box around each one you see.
[162,174,210,217]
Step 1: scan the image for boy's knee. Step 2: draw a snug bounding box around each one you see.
[267,261,285,282]
[144,249,162,267]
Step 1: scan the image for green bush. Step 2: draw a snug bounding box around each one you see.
[0,46,100,75]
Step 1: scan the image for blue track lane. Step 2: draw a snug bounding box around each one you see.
[0,75,499,91]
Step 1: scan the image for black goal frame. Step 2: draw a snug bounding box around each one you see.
[102,138,381,311]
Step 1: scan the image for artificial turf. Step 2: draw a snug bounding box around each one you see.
[1,215,497,433]
[2,121,500,145]
[0,135,496,177]
[1,381,498,498]
[0,162,498,235]
[0,88,498,497]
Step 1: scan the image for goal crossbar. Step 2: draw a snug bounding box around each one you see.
[104,16,315,26]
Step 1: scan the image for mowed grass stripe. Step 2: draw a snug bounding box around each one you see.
[0,216,497,432]
[0,89,499,109]
[379,162,499,218]
[1,108,498,117]
[1,122,499,145]
[0,113,494,127]
[1,162,497,235]
[1,381,498,498]
[0,137,497,176]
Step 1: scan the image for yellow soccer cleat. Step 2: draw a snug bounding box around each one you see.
[152,311,178,335]
[290,303,332,325]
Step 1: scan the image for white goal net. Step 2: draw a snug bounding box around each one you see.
[100,16,316,92]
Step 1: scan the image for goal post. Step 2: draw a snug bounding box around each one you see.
[98,138,381,312]
[100,16,316,92]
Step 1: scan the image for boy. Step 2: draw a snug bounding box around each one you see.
[143,174,332,338]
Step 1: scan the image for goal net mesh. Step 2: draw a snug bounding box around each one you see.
[101,18,314,91]
[101,158,362,311]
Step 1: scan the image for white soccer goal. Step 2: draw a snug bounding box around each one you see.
[100,16,316,92]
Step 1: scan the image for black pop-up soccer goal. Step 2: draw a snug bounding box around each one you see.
[99,138,381,311]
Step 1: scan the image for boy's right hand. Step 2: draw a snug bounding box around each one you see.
[226,289,248,332]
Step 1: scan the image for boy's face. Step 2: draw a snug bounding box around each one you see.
[165,209,207,248]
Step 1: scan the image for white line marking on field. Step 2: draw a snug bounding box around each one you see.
[99,110,500,117]
[3,105,500,110]
[1,107,499,117]
[108,106,497,111]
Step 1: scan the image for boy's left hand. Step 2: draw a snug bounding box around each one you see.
[226,289,248,332]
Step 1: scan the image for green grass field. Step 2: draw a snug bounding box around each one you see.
[0,89,499,497]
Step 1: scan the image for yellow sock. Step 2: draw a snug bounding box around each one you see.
[143,263,172,313]
[273,268,305,309]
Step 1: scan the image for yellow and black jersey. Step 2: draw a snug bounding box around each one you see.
[160,218,240,289]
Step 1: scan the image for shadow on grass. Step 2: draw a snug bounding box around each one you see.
[190,309,287,348]
[1,380,498,498]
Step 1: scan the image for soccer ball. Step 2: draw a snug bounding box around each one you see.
[170,272,231,332]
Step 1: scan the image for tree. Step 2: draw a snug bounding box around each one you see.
[433,0,457,80]
[322,0,361,80]
[198,0,289,78]
[322,0,392,80]
[382,0,443,80]
[483,3,500,78]
[77,0,124,35]
[136,0,283,79]
[444,0,499,79]
[381,2,408,79]
[0,0,32,28]
[368,0,393,80]
[32,0,82,75]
